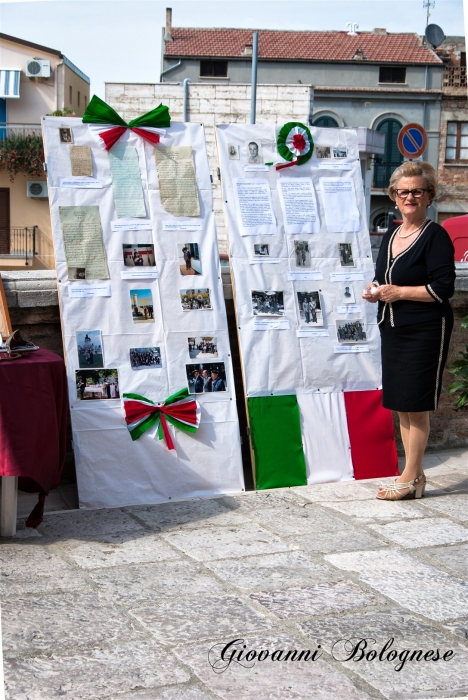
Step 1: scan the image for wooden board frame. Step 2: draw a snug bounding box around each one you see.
[0,274,13,339]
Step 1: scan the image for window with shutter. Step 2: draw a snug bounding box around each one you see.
[373,118,403,188]
[0,189,11,255]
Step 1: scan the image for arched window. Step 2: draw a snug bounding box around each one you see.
[312,116,339,128]
[373,118,403,188]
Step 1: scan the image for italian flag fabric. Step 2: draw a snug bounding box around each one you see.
[248,391,398,489]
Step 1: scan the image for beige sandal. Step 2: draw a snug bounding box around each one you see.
[376,473,426,501]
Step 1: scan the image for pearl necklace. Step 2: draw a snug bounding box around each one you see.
[397,218,429,239]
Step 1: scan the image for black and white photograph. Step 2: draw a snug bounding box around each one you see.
[315,145,331,159]
[252,290,285,316]
[338,242,355,267]
[294,240,311,267]
[186,361,227,394]
[122,244,156,267]
[76,330,104,369]
[228,143,239,159]
[68,267,86,280]
[76,369,119,400]
[296,291,323,326]
[177,243,202,276]
[59,126,73,144]
[180,288,212,310]
[254,244,270,257]
[245,140,263,164]
[341,283,356,304]
[336,319,367,344]
[129,288,155,323]
[188,336,218,359]
[130,347,162,370]
[333,147,348,158]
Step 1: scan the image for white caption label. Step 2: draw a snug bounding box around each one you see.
[68,283,111,298]
[120,270,159,280]
[60,178,102,188]
[335,305,362,314]
[296,328,329,337]
[254,319,291,331]
[244,164,270,172]
[288,271,324,281]
[111,220,152,232]
[330,272,365,282]
[317,162,353,170]
[162,221,204,231]
[333,345,369,353]
[249,258,281,264]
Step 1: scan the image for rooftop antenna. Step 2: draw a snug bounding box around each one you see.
[423,0,435,28]
[346,22,359,36]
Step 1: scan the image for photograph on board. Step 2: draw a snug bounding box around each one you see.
[254,244,270,257]
[252,290,285,316]
[129,288,155,323]
[296,291,323,326]
[122,244,156,267]
[130,347,162,370]
[294,240,311,267]
[68,267,86,280]
[315,145,331,159]
[188,336,218,359]
[245,140,263,164]
[336,319,367,344]
[59,127,73,144]
[186,361,227,394]
[228,143,240,160]
[76,330,104,369]
[177,243,202,276]
[338,242,355,267]
[76,369,119,400]
[180,288,212,310]
[333,147,348,158]
[341,284,356,304]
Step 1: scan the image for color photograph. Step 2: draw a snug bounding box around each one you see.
[296,291,323,326]
[122,244,156,267]
[186,361,227,394]
[75,369,119,400]
[188,336,218,359]
[252,291,285,316]
[130,288,155,323]
[76,330,104,369]
[338,242,355,267]
[130,347,162,370]
[178,243,202,276]
[180,288,212,310]
[336,319,367,344]
[294,240,311,267]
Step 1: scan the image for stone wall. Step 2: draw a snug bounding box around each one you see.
[105,82,314,255]
[437,94,468,222]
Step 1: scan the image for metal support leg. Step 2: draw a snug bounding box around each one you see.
[1,476,18,537]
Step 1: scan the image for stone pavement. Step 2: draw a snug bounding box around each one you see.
[2,449,468,700]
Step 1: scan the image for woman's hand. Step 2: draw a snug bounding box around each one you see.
[362,284,379,303]
[378,284,403,303]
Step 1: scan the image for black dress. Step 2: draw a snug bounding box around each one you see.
[374,221,455,412]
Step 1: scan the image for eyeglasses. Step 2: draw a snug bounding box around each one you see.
[395,188,427,199]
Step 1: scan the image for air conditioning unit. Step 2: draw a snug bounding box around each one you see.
[27,181,48,198]
[26,59,51,78]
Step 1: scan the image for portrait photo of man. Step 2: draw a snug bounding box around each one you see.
[245,140,263,164]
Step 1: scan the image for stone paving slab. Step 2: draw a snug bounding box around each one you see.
[420,493,468,521]
[220,490,310,512]
[161,524,292,561]
[319,499,428,523]
[1,591,139,654]
[106,686,219,700]
[422,543,468,577]
[3,639,190,700]
[293,527,385,554]
[88,560,229,606]
[290,482,377,502]
[205,552,343,592]
[129,595,273,646]
[53,531,181,569]
[326,549,468,621]
[299,608,468,700]
[173,635,373,700]
[426,472,468,490]
[125,498,249,532]
[368,517,468,548]
[250,581,385,619]
[38,508,144,539]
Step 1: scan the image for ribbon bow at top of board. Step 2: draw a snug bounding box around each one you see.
[82,94,171,151]
[267,121,314,170]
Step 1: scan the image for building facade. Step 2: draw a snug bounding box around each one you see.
[0,33,90,270]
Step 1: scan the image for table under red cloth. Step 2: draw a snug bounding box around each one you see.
[0,348,68,527]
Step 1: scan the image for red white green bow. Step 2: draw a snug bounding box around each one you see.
[123,388,199,450]
[267,121,314,170]
[82,94,171,151]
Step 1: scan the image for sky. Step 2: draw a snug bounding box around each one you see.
[0,0,466,98]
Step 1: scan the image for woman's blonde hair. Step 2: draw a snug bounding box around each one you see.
[388,161,438,203]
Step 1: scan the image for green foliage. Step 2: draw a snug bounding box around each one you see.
[46,108,75,117]
[448,314,468,409]
[0,133,44,181]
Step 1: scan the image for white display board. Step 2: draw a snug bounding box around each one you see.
[42,117,244,508]
[216,124,381,483]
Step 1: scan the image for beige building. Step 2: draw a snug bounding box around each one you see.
[0,33,90,270]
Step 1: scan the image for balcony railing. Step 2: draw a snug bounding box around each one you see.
[0,123,42,140]
[442,66,467,92]
[0,227,37,265]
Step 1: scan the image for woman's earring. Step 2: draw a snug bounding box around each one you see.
[395,204,398,210]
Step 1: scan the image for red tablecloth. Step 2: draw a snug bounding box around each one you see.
[0,348,68,527]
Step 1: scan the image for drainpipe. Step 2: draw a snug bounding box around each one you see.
[422,65,429,159]
[160,60,182,83]
[183,78,191,122]
[250,32,258,124]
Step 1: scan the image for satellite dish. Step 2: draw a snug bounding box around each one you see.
[425,24,445,48]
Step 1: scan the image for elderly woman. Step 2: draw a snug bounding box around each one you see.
[363,162,455,500]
